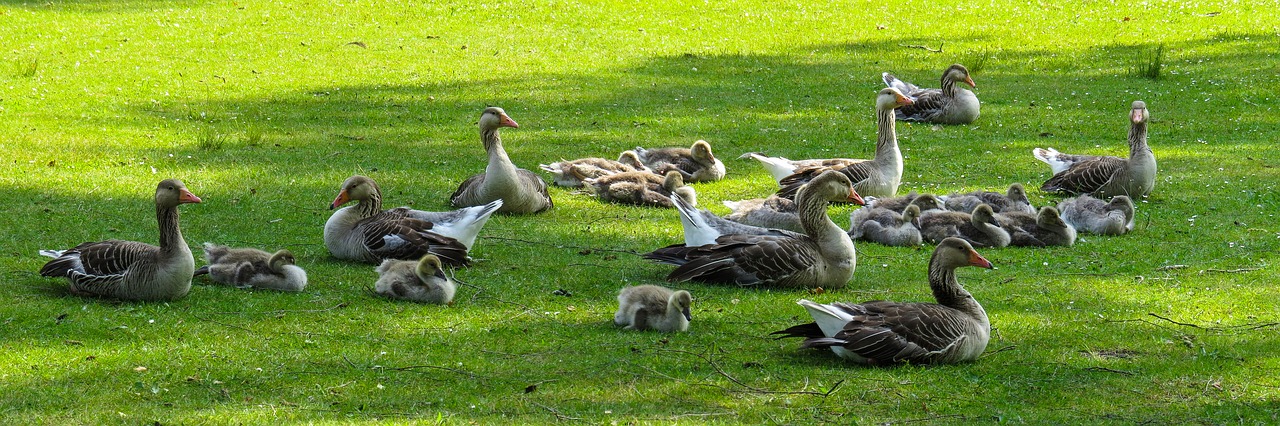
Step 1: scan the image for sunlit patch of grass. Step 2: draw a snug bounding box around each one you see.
[16,58,38,78]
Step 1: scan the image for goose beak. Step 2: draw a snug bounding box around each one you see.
[964,76,976,88]
[682,306,693,322]
[329,189,351,210]
[896,93,915,106]
[178,189,203,204]
[846,188,866,206]
[968,249,994,269]
[499,113,520,128]
[1130,108,1146,124]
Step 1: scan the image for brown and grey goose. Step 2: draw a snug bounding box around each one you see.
[995,206,1077,247]
[38,179,202,301]
[944,183,1035,214]
[195,243,307,292]
[1033,101,1156,198]
[849,204,923,247]
[374,254,457,304]
[614,285,693,332]
[1057,194,1135,235]
[883,64,980,124]
[918,204,1011,248]
[450,107,553,214]
[772,237,994,365]
[325,176,470,267]
[633,140,726,183]
[645,170,864,289]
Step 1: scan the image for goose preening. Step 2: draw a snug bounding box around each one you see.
[883,64,980,124]
[772,237,994,365]
[1033,101,1156,198]
[721,195,804,234]
[583,170,695,208]
[849,204,923,247]
[996,206,1077,247]
[195,243,307,292]
[450,107,553,214]
[614,285,692,332]
[326,176,470,267]
[374,254,457,304]
[38,179,202,301]
[634,140,726,183]
[673,192,801,247]
[944,183,1035,214]
[740,152,865,184]
[865,191,946,214]
[539,153,643,188]
[1057,194,1135,235]
[645,170,864,289]
[776,88,913,200]
[918,204,1011,248]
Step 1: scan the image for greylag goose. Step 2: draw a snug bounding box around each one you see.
[776,88,913,200]
[644,170,864,289]
[539,154,641,188]
[1033,101,1156,197]
[740,152,866,184]
[331,175,500,249]
[1057,194,1135,235]
[195,243,307,292]
[633,139,726,183]
[450,107,553,214]
[865,191,945,214]
[614,285,692,332]
[918,204,1011,248]
[721,195,803,234]
[673,193,801,247]
[849,204,923,246]
[772,237,994,365]
[995,206,1077,247]
[944,183,1035,214]
[38,179,202,301]
[583,170,694,208]
[326,176,470,266]
[374,254,457,304]
[882,64,980,124]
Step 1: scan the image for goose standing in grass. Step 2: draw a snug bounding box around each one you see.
[996,206,1077,247]
[776,88,913,200]
[721,195,804,234]
[633,140,726,183]
[918,204,1011,248]
[1033,101,1156,198]
[645,171,864,289]
[614,285,692,332]
[944,183,1035,214]
[539,153,643,188]
[1058,195,1135,235]
[38,179,202,301]
[882,64,980,124]
[849,204,923,246]
[583,170,694,208]
[326,176,470,267]
[865,191,946,214]
[772,237,994,365]
[673,193,801,247]
[195,243,307,291]
[450,107,553,214]
[374,254,457,304]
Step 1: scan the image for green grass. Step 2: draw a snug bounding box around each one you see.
[3,0,1280,423]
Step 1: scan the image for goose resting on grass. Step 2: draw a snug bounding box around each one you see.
[772,237,994,365]
[329,174,500,250]
[1057,194,1135,235]
[39,179,202,301]
[583,170,695,208]
[538,152,644,188]
[918,204,1011,248]
[634,140,726,183]
[849,204,923,247]
[326,176,470,267]
[944,183,1035,214]
[1033,101,1156,198]
[995,206,1077,247]
[721,195,804,234]
[450,107,553,214]
[865,191,946,214]
[614,285,692,332]
[195,243,307,291]
[374,254,457,304]
[883,64,980,124]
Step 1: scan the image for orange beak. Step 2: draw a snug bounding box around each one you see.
[846,188,865,206]
[968,249,994,269]
[1130,108,1146,124]
[178,189,203,204]
[896,93,915,106]
[500,113,520,128]
[964,76,976,88]
[329,189,351,210]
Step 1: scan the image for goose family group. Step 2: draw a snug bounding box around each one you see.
[38,64,1156,365]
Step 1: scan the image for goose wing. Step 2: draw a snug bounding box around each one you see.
[776,161,871,199]
[646,234,817,286]
[355,213,470,267]
[1040,156,1126,194]
[809,301,975,364]
[894,88,949,122]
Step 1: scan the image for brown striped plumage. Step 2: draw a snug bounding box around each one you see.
[325,175,470,267]
[1034,101,1156,198]
[883,64,980,124]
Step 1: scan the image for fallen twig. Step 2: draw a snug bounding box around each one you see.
[1084,366,1135,376]
[900,43,943,53]
[1155,264,1188,271]
[529,400,582,422]
[661,348,842,397]
[1200,267,1262,274]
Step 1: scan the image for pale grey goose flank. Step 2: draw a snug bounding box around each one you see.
[720,195,804,234]
[1057,194,1135,235]
[944,183,1035,214]
[614,285,692,332]
[849,204,923,247]
[450,107,553,214]
[772,237,994,365]
[776,88,913,200]
[375,254,457,304]
[672,192,801,248]
[883,64,980,124]
[1034,101,1156,198]
[995,206,1077,247]
[39,179,202,301]
[326,176,470,267]
[195,243,307,292]
[633,140,726,183]
[645,170,864,289]
[918,204,1011,248]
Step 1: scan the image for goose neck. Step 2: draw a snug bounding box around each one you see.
[941,75,956,97]
[875,106,902,165]
[928,263,983,318]
[1128,120,1150,157]
[156,204,185,253]
[355,188,383,218]
[483,128,517,176]
[796,186,839,238]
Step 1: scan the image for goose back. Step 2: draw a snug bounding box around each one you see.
[450,107,553,214]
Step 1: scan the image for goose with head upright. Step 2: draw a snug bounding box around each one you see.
[39,179,202,301]
[614,285,692,332]
[633,140,726,183]
[326,175,470,266]
[1057,194,1135,235]
[195,243,307,292]
[450,107,553,214]
[374,254,457,304]
[883,63,980,124]
[772,237,994,365]
[1033,101,1156,198]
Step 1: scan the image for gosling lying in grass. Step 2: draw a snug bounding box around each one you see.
[614,285,692,332]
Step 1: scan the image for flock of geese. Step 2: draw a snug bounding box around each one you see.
[37,64,1157,365]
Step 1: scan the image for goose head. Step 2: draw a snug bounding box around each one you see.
[807,171,865,205]
[690,140,717,166]
[970,204,999,228]
[479,106,519,131]
[902,204,922,226]
[617,150,647,170]
[935,237,993,270]
[876,87,914,111]
[330,175,378,209]
[156,179,202,207]
[1036,206,1077,244]
[268,250,296,272]
[1006,183,1029,204]
[672,290,693,322]
[1130,101,1148,124]
[911,194,945,212]
[1108,195,1135,216]
[662,171,697,206]
[944,64,976,88]
[415,254,448,282]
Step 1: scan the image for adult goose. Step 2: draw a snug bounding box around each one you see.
[645,171,864,289]
[772,237,994,365]
[740,152,865,184]
[633,140,726,183]
[944,183,1035,214]
[883,64,980,124]
[721,195,804,234]
[326,176,470,267]
[673,193,801,247]
[614,285,693,332]
[918,204,1011,248]
[538,153,642,188]
[375,254,457,304]
[1033,101,1156,198]
[1057,195,1135,235]
[776,88,913,200]
[996,206,1077,247]
[583,170,695,208]
[450,107,553,214]
[195,243,307,292]
[38,179,202,301]
[849,204,923,247]
[331,175,499,249]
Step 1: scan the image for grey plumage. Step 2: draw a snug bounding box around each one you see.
[1034,101,1156,198]
[849,204,923,246]
[866,191,946,214]
[539,156,641,188]
[882,64,980,124]
[944,183,1035,214]
[633,140,726,183]
[583,170,694,208]
[450,106,553,214]
[196,243,307,291]
[374,255,456,304]
[995,206,1077,247]
[1058,194,1135,235]
[674,192,801,247]
[918,204,1011,248]
[614,285,692,332]
[721,195,803,234]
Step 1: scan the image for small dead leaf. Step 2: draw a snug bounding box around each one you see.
[47,160,56,167]
[55,313,68,324]
[876,25,886,30]
[808,287,825,295]
[566,305,576,312]
[134,366,148,372]
[64,339,82,346]
[578,249,592,255]
[85,355,96,361]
